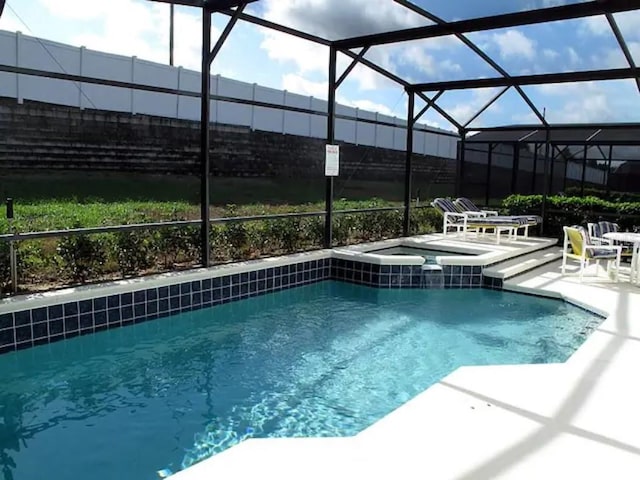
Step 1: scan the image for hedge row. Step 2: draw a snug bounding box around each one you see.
[502,194,640,237]
[563,187,640,204]
[0,207,440,294]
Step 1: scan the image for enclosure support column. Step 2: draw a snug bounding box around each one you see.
[169,4,175,66]
[485,143,493,206]
[324,46,337,248]
[531,143,538,193]
[580,145,588,196]
[510,143,520,194]
[606,145,613,195]
[403,90,415,236]
[541,131,551,235]
[548,149,556,195]
[200,8,212,267]
[455,130,466,198]
[559,160,566,195]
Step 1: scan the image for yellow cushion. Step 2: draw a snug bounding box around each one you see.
[566,227,584,256]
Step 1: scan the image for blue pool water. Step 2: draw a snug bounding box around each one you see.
[0,281,601,480]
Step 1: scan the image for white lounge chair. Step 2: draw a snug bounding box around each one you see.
[454,197,542,238]
[431,198,526,245]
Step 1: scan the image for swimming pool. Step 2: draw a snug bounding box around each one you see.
[0,281,601,480]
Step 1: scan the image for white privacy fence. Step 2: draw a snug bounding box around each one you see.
[0,30,459,159]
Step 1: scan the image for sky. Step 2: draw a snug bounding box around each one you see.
[1,0,640,131]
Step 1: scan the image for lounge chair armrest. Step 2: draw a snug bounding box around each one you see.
[590,235,613,246]
[481,210,499,216]
[585,243,622,253]
[444,211,465,218]
[462,211,486,217]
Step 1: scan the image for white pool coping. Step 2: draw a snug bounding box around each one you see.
[0,233,556,314]
[171,258,640,479]
[334,233,556,267]
[0,250,331,314]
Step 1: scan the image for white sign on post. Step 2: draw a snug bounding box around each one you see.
[325,144,340,176]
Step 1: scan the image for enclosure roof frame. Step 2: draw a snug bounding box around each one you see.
[148,0,640,131]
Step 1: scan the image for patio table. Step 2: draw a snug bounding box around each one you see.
[604,232,640,285]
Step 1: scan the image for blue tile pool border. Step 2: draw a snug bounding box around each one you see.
[0,255,504,355]
[0,258,331,354]
[330,258,485,289]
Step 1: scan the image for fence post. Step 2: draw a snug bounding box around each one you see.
[6,198,17,294]
[309,96,313,136]
[282,90,287,134]
[15,31,23,104]
[78,46,85,109]
[250,83,256,130]
[214,74,220,123]
[374,113,378,147]
[176,66,182,118]
[354,107,359,145]
[424,130,428,156]
[130,56,137,115]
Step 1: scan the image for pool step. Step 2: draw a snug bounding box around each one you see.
[483,247,563,280]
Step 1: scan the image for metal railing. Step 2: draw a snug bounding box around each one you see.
[1,204,419,294]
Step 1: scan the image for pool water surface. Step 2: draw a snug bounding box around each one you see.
[0,281,601,480]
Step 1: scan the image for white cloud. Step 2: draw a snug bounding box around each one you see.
[258,0,445,92]
[38,0,211,71]
[338,97,396,117]
[260,0,428,40]
[491,29,536,60]
[543,48,559,60]
[282,74,327,98]
[399,45,461,77]
[260,31,328,75]
[595,41,640,69]
[447,88,506,126]
[531,81,640,123]
[535,82,583,96]
[581,16,609,37]
[566,47,581,66]
[631,42,640,63]
[549,92,612,123]
[0,8,26,32]
[39,0,108,20]
[582,11,640,40]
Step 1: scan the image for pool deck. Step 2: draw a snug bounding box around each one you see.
[172,250,640,479]
[334,232,557,267]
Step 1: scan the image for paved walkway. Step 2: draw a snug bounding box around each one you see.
[173,261,640,480]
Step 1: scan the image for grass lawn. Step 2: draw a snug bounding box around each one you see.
[1,171,419,205]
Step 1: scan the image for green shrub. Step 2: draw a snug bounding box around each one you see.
[114,231,154,276]
[0,241,9,292]
[210,225,226,262]
[563,186,640,203]
[223,221,251,260]
[410,207,439,235]
[332,214,357,246]
[56,235,107,283]
[17,241,49,282]
[502,194,640,237]
[154,225,201,267]
[263,217,304,254]
[303,217,325,249]
[182,226,202,262]
[4,199,451,292]
[364,210,403,240]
